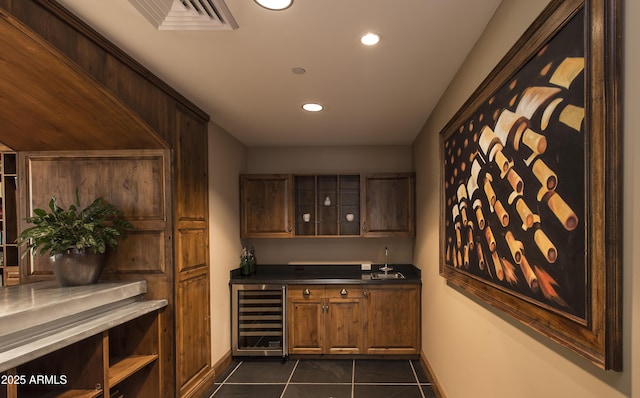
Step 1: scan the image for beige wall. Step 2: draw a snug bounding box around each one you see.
[413,0,638,397]
[207,122,246,363]
[245,145,415,265]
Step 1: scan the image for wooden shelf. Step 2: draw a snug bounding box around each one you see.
[24,388,103,398]
[109,354,158,387]
[53,390,101,398]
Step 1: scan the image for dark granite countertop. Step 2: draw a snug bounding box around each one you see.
[229,264,421,285]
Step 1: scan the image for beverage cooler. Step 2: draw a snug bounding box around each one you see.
[231,284,287,357]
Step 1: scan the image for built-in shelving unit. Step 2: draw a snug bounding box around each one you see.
[294,175,360,237]
[0,150,18,287]
[0,281,166,398]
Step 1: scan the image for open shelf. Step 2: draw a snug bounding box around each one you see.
[109,354,158,387]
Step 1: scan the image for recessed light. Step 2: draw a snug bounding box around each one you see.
[302,103,323,112]
[254,0,293,10]
[360,32,381,46]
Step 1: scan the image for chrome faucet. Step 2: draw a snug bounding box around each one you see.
[379,246,393,274]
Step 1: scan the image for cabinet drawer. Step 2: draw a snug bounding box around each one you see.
[288,285,323,300]
[288,285,364,299]
[325,286,363,298]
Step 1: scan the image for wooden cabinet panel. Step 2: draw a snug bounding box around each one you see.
[362,173,415,237]
[364,284,421,355]
[176,270,213,397]
[288,302,324,354]
[19,150,171,280]
[326,297,363,354]
[288,286,324,354]
[288,285,364,354]
[240,174,293,238]
[176,107,208,222]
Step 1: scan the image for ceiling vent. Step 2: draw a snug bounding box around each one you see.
[128,0,239,30]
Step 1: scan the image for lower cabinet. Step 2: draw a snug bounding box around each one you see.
[288,285,364,354]
[287,283,420,356]
[364,284,421,355]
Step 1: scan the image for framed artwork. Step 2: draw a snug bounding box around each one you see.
[439,0,622,370]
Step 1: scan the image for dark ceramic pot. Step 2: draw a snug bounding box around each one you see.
[49,248,107,286]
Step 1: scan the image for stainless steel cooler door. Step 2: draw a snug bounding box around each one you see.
[231,284,287,357]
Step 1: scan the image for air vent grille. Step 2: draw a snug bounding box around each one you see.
[129,0,238,30]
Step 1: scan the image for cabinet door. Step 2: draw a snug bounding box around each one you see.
[362,173,415,237]
[241,174,293,238]
[325,287,364,354]
[175,108,214,397]
[364,284,421,355]
[288,286,324,354]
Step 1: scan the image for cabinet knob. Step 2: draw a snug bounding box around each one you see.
[303,289,311,296]
[362,222,366,231]
[363,289,368,298]
[340,289,348,296]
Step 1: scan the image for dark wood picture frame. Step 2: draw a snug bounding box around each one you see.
[438,0,622,370]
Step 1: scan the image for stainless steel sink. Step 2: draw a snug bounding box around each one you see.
[370,272,405,280]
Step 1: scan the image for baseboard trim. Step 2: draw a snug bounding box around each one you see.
[213,350,233,379]
[420,351,446,398]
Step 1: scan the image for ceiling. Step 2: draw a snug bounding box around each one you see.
[54,0,502,147]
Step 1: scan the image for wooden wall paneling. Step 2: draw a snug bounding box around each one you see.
[176,107,209,221]
[17,149,176,394]
[0,0,208,146]
[18,150,171,279]
[3,1,214,395]
[176,268,211,396]
[0,10,168,151]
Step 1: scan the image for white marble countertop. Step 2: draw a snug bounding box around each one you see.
[0,280,167,372]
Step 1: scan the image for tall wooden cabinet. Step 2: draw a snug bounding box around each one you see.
[174,107,213,396]
[0,2,214,396]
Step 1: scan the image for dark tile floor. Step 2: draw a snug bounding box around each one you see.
[207,359,436,398]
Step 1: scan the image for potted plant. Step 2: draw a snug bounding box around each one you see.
[16,190,134,286]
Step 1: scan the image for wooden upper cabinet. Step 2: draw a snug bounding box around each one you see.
[294,175,361,237]
[241,173,415,238]
[240,174,293,238]
[362,173,416,237]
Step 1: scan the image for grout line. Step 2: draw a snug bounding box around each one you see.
[351,359,355,398]
[279,359,299,398]
[209,360,244,397]
[410,360,427,398]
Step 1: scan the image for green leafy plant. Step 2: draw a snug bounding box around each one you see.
[17,191,134,257]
